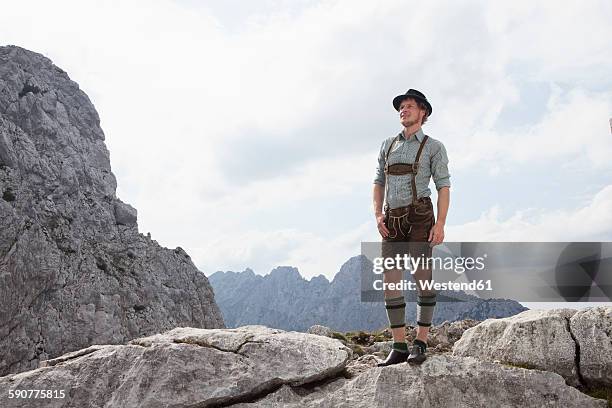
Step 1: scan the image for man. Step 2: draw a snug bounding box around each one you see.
[372,89,450,366]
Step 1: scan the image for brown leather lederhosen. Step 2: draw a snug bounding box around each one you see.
[383,133,434,241]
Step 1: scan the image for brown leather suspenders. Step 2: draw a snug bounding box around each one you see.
[410,135,429,204]
[383,133,429,212]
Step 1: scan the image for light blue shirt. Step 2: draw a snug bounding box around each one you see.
[374,128,451,209]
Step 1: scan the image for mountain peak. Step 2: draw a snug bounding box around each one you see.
[268,266,302,280]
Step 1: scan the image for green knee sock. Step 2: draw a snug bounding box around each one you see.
[393,341,408,353]
[416,293,436,327]
[384,295,406,329]
[413,339,427,352]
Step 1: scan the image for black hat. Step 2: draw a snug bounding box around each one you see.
[392,89,432,117]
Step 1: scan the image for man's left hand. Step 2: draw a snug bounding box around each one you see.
[428,222,445,247]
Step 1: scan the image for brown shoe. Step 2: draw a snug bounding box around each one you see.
[377,349,408,367]
[406,343,427,365]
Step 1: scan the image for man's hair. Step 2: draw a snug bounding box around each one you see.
[417,100,429,125]
[403,97,429,125]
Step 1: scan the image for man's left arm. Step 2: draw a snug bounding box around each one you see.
[430,187,449,246]
[429,143,451,246]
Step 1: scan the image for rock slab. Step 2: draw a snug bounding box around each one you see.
[239,355,606,408]
[0,321,608,407]
[452,307,612,389]
[0,325,352,408]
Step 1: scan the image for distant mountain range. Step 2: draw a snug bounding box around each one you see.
[208,256,528,332]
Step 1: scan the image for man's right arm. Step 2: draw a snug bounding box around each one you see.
[373,140,389,237]
[373,184,389,237]
[373,184,385,217]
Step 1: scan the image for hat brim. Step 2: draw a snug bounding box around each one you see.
[393,95,432,116]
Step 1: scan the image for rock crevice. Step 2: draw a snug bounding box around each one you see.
[566,315,586,387]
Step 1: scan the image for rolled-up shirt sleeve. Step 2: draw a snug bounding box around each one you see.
[431,142,451,190]
[373,140,386,186]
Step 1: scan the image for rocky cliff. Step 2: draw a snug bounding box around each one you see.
[0,45,224,377]
[209,256,528,332]
[0,307,610,407]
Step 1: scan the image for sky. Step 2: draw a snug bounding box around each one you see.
[1,0,612,310]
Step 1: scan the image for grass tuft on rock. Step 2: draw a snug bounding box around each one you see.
[583,386,612,408]
[331,332,348,342]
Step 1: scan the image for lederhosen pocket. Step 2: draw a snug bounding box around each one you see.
[384,210,411,240]
[408,199,435,242]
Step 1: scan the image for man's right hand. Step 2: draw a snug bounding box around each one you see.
[376,213,390,238]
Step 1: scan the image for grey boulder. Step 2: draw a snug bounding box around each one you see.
[307,324,334,337]
[113,199,137,226]
[452,307,612,388]
[570,306,612,387]
[0,325,352,408]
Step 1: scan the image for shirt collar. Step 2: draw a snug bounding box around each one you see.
[399,127,424,142]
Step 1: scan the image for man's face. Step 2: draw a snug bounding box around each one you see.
[399,98,425,128]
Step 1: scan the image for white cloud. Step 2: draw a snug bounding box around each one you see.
[451,87,612,171]
[484,0,612,85]
[448,184,612,241]
[198,150,375,211]
[136,148,379,277]
[195,220,375,279]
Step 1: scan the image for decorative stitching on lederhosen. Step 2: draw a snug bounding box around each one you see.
[386,213,408,239]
